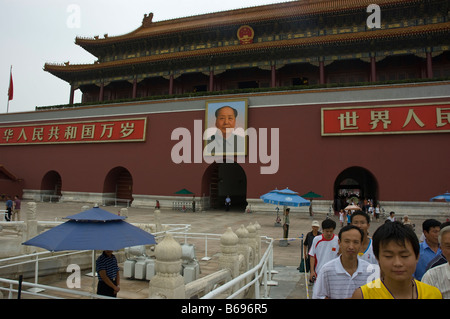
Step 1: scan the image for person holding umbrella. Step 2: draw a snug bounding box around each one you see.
[96,250,121,297]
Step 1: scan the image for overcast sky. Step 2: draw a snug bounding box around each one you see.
[0,0,291,114]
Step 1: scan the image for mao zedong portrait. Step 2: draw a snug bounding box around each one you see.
[204,105,246,156]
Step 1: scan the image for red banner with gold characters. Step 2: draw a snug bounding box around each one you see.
[0,117,147,145]
[321,103,450,136]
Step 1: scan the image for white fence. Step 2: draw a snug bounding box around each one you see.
[202,235,275,299]
[0,223,275,299]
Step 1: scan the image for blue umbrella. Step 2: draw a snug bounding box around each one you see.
[430,192,450,202]
[64,207,126,221]
[260,188,311,207]
[22,207,156,251]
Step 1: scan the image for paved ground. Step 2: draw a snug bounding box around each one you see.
[8,201,440,299]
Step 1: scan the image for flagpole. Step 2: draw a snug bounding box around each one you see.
[7,65,12,113]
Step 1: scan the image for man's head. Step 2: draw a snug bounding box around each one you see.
[351,211,371,236]
[338,225,363,258]
[372,221,419,281]
[311,220,320,232]
[439,225,450,263]
[422,219,441,246]
[322,219,336,240]
[215,106,237,137]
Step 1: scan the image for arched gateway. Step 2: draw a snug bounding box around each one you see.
[333,166,378,212]
[40,170,62,202]
[103,167,133,205]
[202,163,247,210]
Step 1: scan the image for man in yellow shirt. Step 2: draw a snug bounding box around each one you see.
[351,221,442,299]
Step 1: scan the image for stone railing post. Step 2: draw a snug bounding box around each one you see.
[246,223,257,268]
[154,209,163,233]
[119,207,128,218]
[236,224,251,273]
[219,227,239,278]
[24,202,38,254]
[148,233,186,299]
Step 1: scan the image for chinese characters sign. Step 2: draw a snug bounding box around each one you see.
[0,118,147,145]
[321,104,450,136]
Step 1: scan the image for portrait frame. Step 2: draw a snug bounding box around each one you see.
[204,98,248,156]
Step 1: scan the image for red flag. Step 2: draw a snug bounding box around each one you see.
[8,68,13,101]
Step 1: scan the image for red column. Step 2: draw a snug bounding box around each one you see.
[271,65,276,88]
[426,52,433,79]
[99,82,104,102]
[169,74,174,95]
[209,70,214,91]
[370,57,377,82]
[319,61,325,85]
[132,78,137,98]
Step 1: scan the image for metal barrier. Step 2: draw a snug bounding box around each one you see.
[39,194,61,203]
[172,201,195,212]
[101,197,131,207]
[0,277,116,299]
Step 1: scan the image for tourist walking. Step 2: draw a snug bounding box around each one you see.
[313,225,376,299]
[225,195,231,211]
[414,219,442,280]
[303,220,321,274]
[351,211,378,265]
[309,219,339,283]
[339,209,345,227]
[5,196,13,221]
[283,208,290,240]
[421,225,450,298]
[12,195,21,221]
[352,221,442,299]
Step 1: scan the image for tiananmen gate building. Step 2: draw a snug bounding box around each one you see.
[1,0,449,215]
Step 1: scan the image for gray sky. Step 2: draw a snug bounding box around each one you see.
[0,0,290,114]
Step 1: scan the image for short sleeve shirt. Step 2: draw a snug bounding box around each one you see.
[422,263,450,299]
[358,238,378,265]
[313,256,375,299]
[96,253,120,281]
[414,240,442,281]
[309,234,339,274]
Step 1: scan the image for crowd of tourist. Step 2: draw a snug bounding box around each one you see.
[304,210,449,299]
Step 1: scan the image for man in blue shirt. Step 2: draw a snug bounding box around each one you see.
[5,196,13,221]
[96,250,120,297]
[414,219,441,281]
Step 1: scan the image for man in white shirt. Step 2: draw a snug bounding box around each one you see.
[313,225,377,299]
[309,219,339,282]
[422,225,450,298]
[351,211,378,265]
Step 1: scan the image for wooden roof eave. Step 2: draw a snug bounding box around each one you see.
[0,165,19,181]
[46,21,450,82]
[74,0,417,51]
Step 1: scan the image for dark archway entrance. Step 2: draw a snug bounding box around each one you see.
[41,170,62,202]
[103,167,133,206]
[202,162,247,210]
[333,166,378,212]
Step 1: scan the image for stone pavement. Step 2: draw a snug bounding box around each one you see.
[15,201,435,299]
